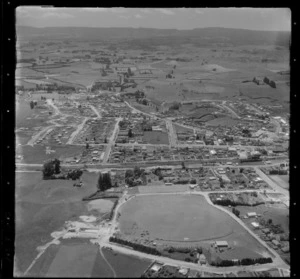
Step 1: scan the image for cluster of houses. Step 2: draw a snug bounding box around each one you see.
[34,126,76,146]
[241,211,290,258]
[54,100,96,118]
[73,118,116,145]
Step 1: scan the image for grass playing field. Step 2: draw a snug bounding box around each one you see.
[118,194,271,260]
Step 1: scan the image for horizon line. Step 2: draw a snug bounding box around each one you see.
[17,25,291,33]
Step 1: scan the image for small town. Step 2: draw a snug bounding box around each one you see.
[14,7,290,278]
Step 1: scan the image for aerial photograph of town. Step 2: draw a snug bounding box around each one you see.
[14,7,290,278]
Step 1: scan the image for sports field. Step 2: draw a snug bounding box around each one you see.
[120,195,249,242]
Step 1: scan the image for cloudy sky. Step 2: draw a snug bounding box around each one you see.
[16,7,291,31]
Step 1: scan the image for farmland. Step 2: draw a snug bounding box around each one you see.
[102,249,152,277]
[14,171,102,274]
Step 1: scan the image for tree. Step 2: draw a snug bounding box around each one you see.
[30,101,34,109]
[127,67,133,76]
[268,219,273,225]
[128,128,133,138]
[42,161,55,179]
[97,173,103,191]
[53,158,61,174]
[86,143,89,149]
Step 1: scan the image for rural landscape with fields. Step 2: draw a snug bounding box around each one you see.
[14,7,290,278]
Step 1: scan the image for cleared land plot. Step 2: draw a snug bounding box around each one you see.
[102,249,152,278]
[143,131,169,145]
[16,144,84,164]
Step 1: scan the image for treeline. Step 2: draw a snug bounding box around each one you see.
[263,77,276,88]
[42,159,83,180]
[164,246,202,254]
[211,257,272,267]
[82,192,120,201]
[269,170,288,175]
[106,199,119,221]
[211,198,264,207]
[109,237,161,256]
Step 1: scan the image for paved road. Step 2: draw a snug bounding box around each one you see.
[254,167,289,198]
[165,119,177,147]
[67,117,88,144]
[102,118,122,163]
[220,102,241,119]
[47,99,60,115]
[27,126,55,146]
[15,161,286,172]
[89,104,101,118]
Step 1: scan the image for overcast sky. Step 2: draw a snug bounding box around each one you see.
[16,7,291,31]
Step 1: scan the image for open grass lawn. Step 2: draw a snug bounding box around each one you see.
[138,185,189,194]
[15,171,100,274]
[118,194,270,260]
[102,249,152,278]
[143,131,169,145]
[16,144,84,164]
[16,101,35,127]
[206,116,240,127]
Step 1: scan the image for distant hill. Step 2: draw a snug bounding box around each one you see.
[16,26,290,47]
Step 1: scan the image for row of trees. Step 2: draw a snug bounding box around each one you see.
[269,170,288,175]
[212,197,264,207]
[212,257,272,267]
[164,246,202,254]
[106,199,119,221]
[263,77,276,88]
[109,237,161,256]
